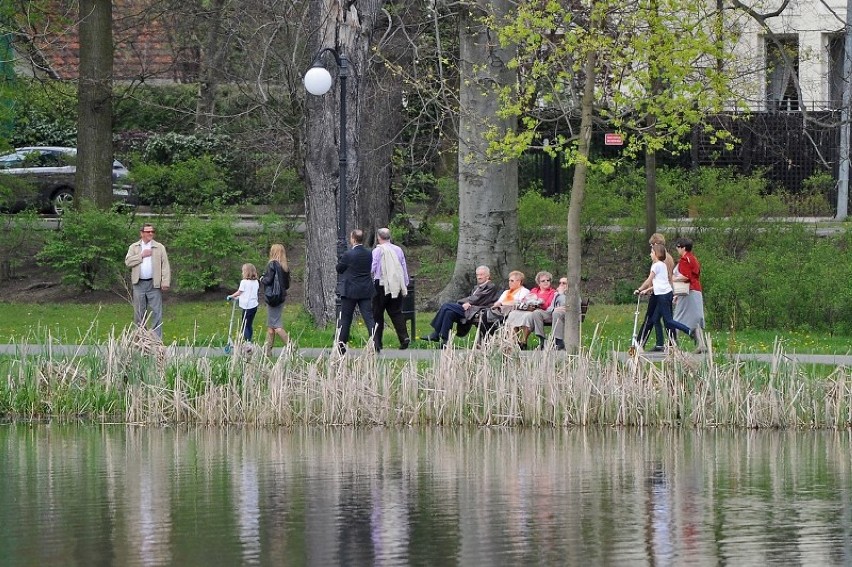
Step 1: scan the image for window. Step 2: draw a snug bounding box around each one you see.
[766,36,800,111]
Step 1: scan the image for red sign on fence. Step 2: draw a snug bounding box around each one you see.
[604,133,624,146]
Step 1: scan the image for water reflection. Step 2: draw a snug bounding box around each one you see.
[1,425,851,565]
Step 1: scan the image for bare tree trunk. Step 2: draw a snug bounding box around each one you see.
[76,0,113,210]
[305,0,393,325]
[563,50,596,353]
[195,0,229,131]
[438,0,518,303]
[644,142,657,239]
[353,2,404,244]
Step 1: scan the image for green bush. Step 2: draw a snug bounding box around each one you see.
[168,214,248,291]
[114,85,196,133]
[9,80,77,147]
[0,212,43,280]
[36,208,135,290]
[131,157,235,210]
[688,167,787,218]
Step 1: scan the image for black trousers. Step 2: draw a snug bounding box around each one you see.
[337,296,376,346]
[372,282,409,348]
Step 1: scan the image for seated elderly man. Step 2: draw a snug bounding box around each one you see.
[421,265,500,347]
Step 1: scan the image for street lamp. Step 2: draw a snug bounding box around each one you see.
[303,47,349,257]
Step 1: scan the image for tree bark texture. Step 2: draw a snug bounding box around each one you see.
[353,2,407,245]
[438,0,518,304]
[303,0,392,325]
[195,0,230,131]
[563,50,597,354]
[77,0,113,210]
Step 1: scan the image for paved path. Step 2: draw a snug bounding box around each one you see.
[2,344,852,366]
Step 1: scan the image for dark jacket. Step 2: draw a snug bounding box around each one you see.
[459,280,500,323]
[336,244,376,300]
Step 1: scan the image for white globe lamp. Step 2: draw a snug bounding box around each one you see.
[304,66,333,96]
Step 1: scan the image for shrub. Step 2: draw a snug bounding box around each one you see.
[168,214,248,291]
[37,208,135,290]
[0,212,43,280]
[131,157,235,210]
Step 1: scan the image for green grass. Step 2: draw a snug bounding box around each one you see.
[0,300,850,354]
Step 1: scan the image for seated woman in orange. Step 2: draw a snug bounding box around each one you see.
[504,271,557,349]
[482,270,530,333]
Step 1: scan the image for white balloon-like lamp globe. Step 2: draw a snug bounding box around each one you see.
[304,67,333,96]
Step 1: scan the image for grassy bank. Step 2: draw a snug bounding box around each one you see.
[1,332,851,428]
[1,300,851,356]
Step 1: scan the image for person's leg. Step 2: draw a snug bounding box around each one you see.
[275,326,290,344]
[265,327,275,354]
[530,310,549,339]
[551,309,565,349]
[658,292,691,337]
[438,303,465,341]
[385,294,410,346]
[640,294,662,347]
[243,307,257,342]
[372,283,386,350]
[358,297,377,343]
[428,304,449,338]
[132,283,148,329]
[147,286,164,339]
[647,300,667,350]
[337,297,357,346]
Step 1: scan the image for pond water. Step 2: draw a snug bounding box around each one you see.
[1,425,851,566]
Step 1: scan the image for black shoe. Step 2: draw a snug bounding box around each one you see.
[337,343,347,355]
[420,335,440,342]
[400,338,411,350]
[652,345,665,352]
[555,338,565,350]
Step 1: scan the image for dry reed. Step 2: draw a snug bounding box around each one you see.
[2,331,851,428]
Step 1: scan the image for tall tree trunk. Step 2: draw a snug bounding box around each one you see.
[438,0,518,303]
[195,0,229,131]
[644,142,657,239]
[304,0,393,325]
[563,50,596,354]
[353,3,403,244]
[76,0,113,210]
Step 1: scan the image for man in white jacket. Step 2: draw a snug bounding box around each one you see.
[370,227,410,352]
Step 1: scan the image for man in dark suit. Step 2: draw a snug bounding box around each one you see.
[336,229,377,354]
[421,265,500,347]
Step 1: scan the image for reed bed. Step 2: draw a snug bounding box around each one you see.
[1,331,852,428]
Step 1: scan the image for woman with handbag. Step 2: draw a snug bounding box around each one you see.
[673,237,707,353]
[260,243,291,356]
[505,271,557,349]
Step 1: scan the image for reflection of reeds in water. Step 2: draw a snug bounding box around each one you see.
[2,332,852,428]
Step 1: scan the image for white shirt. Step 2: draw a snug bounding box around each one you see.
[651,261,673,295]
[139,241,153,279]
[237,279,259,310]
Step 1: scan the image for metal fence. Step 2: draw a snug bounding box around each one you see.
[527,111,843,215]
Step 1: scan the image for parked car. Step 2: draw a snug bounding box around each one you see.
[0,146,135,215]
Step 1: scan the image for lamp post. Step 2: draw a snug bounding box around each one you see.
[303,47,349,257]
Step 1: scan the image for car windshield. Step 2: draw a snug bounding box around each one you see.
[0,152,24,169]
